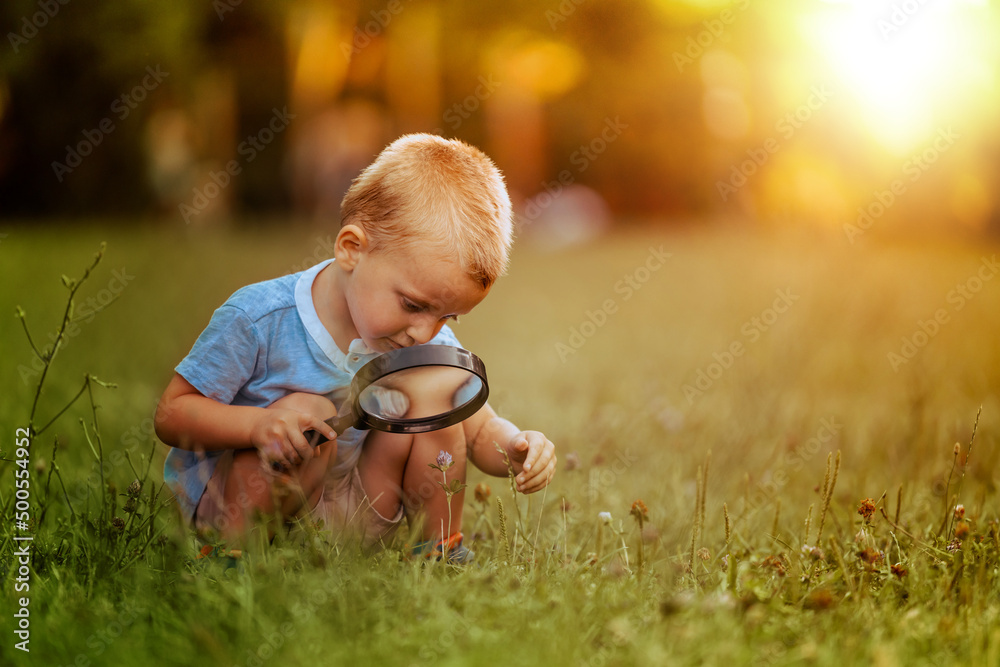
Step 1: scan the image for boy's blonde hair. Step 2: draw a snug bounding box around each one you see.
[340,133,513,288]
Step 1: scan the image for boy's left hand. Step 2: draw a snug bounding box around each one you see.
[505,431,556,494]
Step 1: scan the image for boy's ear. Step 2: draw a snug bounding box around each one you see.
[334,225,369,271]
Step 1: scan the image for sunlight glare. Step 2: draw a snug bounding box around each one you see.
[806,0,994,152]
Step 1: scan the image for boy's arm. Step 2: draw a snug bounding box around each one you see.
[463,404,556,494]
[155,373,336,468]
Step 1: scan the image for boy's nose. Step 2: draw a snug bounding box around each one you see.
[406,318,440,345]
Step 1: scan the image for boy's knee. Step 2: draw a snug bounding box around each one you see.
[269,392,337,420]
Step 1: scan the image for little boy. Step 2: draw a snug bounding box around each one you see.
[156,134,556,559]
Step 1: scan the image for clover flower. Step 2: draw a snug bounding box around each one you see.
[434,450,454,471]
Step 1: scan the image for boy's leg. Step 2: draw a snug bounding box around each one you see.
[357,424,467,542]
[194,392,337,542]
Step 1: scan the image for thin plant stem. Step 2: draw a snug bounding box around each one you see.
[946,406,981,539]
[24,244,105,434]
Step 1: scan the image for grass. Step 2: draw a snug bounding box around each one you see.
[1,220,999,666]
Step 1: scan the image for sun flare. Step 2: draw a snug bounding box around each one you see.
[805,0,996,152]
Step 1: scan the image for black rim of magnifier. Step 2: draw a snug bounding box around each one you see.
[339,345,489,435]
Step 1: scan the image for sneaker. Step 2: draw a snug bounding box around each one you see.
[191,543,244,572]
[411,532,475,564]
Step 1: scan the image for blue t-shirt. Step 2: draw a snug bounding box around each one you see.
[163,258,461,523]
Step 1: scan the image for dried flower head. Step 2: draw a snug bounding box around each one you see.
[34,457,47,474]
[801,544,825,561]
[111,517,125,533]
[760,555,787,576]
[857,498,876,521]
[127,479,142,499]
[563,452,581,471]
[123,497,137,514]
[857,547,882,565]
[803,588,834,610]
[955,521,970,539]
[697,547,711,561]
[890,562,908,579]
[630,499,649,523]
[598,511,613,525]
[474,482,491,504]
[954,504,965,520]
[953,442,961,456]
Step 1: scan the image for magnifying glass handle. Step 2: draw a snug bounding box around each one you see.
[325,413,356,435]
[303,412,356,447]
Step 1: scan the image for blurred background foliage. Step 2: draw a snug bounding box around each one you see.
[1,0,999,235]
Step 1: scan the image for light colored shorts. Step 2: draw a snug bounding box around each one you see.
[193,449,403,549]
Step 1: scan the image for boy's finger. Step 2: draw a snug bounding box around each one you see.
[520,461,554,493]
[304,419,337,447]
[288,430,315,462]
[519,439,539,472]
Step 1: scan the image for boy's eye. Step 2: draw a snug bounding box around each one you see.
[445,314,460,323]
[401,298,421,312]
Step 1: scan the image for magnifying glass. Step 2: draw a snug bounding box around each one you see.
[303,344,489,448]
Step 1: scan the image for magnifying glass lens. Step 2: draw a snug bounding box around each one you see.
[358,366,484,421]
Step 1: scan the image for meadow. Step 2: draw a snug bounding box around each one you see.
[1,220,998,666]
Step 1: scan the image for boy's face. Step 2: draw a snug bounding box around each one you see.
[339,233,489,353]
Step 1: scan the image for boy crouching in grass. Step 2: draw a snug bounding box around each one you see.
[156,134,556,561]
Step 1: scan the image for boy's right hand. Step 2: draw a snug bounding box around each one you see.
[249,408,337,469]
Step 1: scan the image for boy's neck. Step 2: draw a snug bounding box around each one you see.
[312,261,359,354]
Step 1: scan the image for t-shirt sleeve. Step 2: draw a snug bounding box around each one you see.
[175,304,261,404]
[430,324,461,348]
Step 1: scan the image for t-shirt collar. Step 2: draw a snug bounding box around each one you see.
[294,259,378,372]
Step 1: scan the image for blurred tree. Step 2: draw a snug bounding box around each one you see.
[0,0,206,216]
